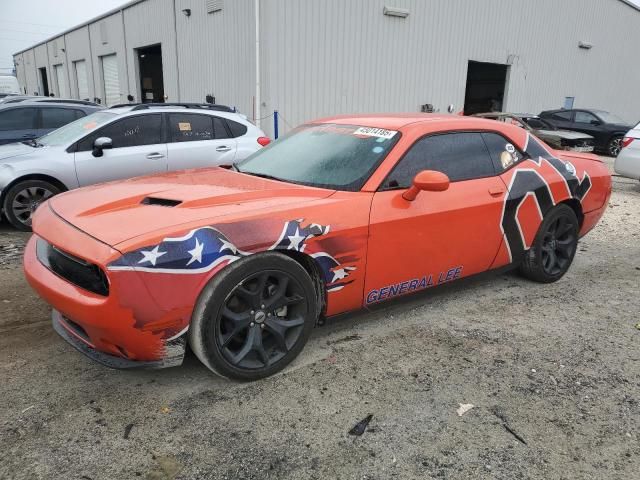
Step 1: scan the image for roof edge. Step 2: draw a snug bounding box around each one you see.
[12,0,144,57]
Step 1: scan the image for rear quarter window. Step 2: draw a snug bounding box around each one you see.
[226,119,248,138]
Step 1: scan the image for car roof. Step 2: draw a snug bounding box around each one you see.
[312,113,525,132]
[0,100,100,109]
[313,113,476,130]
[105,104,249,122]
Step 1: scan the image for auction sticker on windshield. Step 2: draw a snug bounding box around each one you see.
[353,127,397,139]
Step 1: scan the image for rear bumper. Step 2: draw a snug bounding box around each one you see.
[614,148,640,180]
[52,310,183,369]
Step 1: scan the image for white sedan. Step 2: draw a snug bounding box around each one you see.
[614,122,640,180]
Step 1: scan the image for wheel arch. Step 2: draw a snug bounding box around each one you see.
[1,174,68,208]
[274,249,328,322]
[558,198,584,228]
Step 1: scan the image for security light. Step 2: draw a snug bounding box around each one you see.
[383,6,409,18]
[182,8,191,17]
[578,41,593,49]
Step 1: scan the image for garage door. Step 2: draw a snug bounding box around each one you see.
[101,54,120,106]
[54,64,66,97]
[74,60,89,100]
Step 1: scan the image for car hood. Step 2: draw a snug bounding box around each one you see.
[48,167,336,248]
[537,129,593,140]
[0,142,52,162]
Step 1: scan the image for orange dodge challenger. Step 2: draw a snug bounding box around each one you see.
[24,114,611,380]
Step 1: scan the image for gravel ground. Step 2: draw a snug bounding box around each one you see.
[0,158,638,479]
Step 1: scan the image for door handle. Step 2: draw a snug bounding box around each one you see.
[489,186,506,196]
[215,146,232,152]
[21,134,36,138]
[146,152,165,160]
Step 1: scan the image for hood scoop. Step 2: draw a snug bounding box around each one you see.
[141,197,182,207]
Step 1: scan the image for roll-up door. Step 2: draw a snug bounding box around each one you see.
[101,54,120,106]
[54,64,66,97]
[74,60,89,100]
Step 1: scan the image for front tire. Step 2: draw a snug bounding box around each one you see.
[2,179,60,231]
[519,204,579,283]
[189,252,319,380]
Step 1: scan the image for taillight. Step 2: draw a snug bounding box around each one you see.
[621,137,634,149]
[257,137,271,147]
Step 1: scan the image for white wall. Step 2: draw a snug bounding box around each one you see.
[174,0,255,115]
[64,26,96,100]
[87,11,127,105]
[260,0,640,136]
[123,0,179,103]
[46,36,69,97]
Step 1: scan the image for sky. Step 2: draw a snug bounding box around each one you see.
[0,0,125,75]
[2,0,640,75]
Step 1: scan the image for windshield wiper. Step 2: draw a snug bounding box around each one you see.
[242,171,286,183]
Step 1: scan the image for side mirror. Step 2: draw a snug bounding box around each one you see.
[402,170,450,201]
[92,137,113,157]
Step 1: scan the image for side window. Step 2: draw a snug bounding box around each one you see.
[168,113,214,143]
[574,111,598,124]
[226,119,248,138]
[40,108,83,129]
[77,114,162,151]
[481,132,524,172]
[0,108,37,131]
[213,117,231,139]
[551,111,573,122]
[383,132,495,189]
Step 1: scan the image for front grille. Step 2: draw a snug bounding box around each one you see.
[36,239,109,296]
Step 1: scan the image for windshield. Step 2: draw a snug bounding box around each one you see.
[237,123,400,191]
[523,117,555,130]
[38,111,117,147]
[593,110,626,125]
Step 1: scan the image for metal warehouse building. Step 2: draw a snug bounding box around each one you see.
[13,0,640,136]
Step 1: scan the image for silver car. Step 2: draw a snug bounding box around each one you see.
[614,122,640,181]
[0,104,269,230]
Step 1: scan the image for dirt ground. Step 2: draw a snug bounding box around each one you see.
[0,158,638,480]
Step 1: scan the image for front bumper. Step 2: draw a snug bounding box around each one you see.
[52,310,184,369]
[24,223,188,369]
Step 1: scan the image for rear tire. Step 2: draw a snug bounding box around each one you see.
[519,204,579,283]
[2,179,60,231]
[189,252,319,381]
[608,136,623,157]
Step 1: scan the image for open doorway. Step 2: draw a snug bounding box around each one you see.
[38,67,49,97]
[137,44,164,103]
[463,61,509,115]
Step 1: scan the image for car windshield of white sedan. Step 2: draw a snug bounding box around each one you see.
[236,124,399,191]
[38,111,117,147]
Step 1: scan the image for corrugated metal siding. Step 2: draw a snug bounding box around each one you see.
[88,12,127,106]
[174,0,255,115]
[47,36,69,97]
[123,0,179,102]
[14,54,26,95]
[22,50,38,95]
[65,27,95,100]
[261,0,640,135]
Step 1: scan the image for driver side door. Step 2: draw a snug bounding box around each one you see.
[364,131,512,305]
[73,113,167,186]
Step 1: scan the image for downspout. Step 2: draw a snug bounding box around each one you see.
[173,0,181,102]
[120,9,129,104]
[87,25,97,101]
[255,0,261,128]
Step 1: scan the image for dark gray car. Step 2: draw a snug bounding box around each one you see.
[0,101,102,145]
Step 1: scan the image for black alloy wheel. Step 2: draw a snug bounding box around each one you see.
[519,204,579,283]
[189,253,318,380]
[217,270,306,369]
[540,215,577,276]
